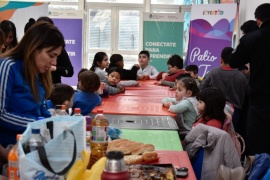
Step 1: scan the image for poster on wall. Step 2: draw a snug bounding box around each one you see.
[0,1,48,40]
[143,13,184,72]
[50,10,83,86]
[186,3,237,78]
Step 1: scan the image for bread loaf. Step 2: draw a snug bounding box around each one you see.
[131,144,155,155]
[124,155,143,165]
[142,151,158,162]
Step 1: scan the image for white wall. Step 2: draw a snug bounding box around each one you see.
[239,0,269,28]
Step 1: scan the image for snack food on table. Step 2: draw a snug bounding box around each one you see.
[107,139,158,165]
[127,164,175,180]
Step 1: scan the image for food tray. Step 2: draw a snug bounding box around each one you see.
[127,164,177,180]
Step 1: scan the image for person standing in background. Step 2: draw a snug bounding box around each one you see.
[0,20,18,53]
[24,18,36,33]
[37,16,74,84]
[0,21,65,148]
[229,3,270,155]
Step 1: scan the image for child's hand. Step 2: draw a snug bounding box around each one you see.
[163,102,173,108]
[101,82,106,90]
[119,86,125,93]
[133,64,140,69]
[154,80,162,85]
[137,75,149,81]
[170,86,176,91]
[162,72,168,80]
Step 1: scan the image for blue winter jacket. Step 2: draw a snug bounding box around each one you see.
[0,58,51,147]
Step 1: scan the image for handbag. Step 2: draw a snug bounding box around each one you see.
[216,165,246,180]
[18,116,85,179]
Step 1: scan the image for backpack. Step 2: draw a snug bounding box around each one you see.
[223,103,245,157]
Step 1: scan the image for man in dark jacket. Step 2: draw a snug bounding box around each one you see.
[229,3,270,155]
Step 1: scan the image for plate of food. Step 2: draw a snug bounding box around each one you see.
[127,164,176,180]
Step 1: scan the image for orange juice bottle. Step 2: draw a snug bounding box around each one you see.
[8,134,21,180]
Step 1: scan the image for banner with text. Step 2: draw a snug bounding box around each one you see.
[143,13,184,72]
[186,4,237,77]
[50,10,83,86]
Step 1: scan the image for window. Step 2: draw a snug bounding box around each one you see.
[87,0,143,3]
[118,10,140,51]
[86,4,142,69]
[89,9,111,49]
[151,0,184,5]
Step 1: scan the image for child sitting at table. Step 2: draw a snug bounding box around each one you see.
[137,50,159,80]
[106,54,139,80]
[73,70,102,115]
[193,87,226,129]
[90,52,109,82]
[77,68,109,97]
[185,64,200,87]
[155,54,186,84]
[162,76,200,139]
[104,67,128,95]
[46,83,75,115]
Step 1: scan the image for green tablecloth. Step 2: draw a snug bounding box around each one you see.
[120,129,183,151]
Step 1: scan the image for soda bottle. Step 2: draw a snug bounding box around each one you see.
[27,128,44,152]
[51,105,63,116]
[61,105,69,116]
[7,134,21,180]
[88,109,109,169]
[73,108,82,116]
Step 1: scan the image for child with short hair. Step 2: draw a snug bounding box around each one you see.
[185,64,200,86]
[46,83,75,115]
[90,52,109,82]
[162,76,200,139]
[156,54,186,83]
[73,70,102,115]
[137,50,159,80]
[104,67,126,95]
[107,54,139,80]
[193,87,226,129]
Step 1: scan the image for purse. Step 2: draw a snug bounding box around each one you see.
[18,116,85,179]
[216,165,246,180]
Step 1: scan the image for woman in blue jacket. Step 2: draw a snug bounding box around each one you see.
[0,21,65,148]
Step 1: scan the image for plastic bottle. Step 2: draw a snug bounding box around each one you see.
[27,128,44,152]
[51,105,63,116]
[61,105,69,116]
[73,108,82,116]
[85,116,92,150]
[7,134,21,180]
[88,109,109,169]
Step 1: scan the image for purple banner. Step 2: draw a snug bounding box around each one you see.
[186,4,236,78]
[52,18,83,86]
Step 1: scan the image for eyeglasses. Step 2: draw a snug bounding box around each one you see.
[168,66,174,70]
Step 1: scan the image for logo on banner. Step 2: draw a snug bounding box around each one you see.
[203,9,224,15]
